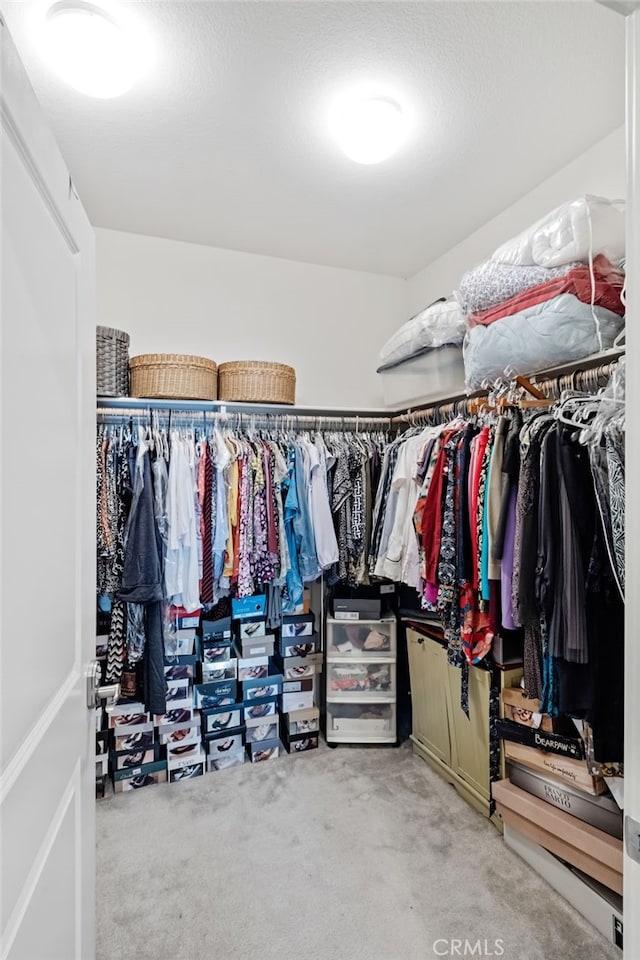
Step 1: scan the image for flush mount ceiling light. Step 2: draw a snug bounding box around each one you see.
[44,1,148,98]
[330,91,409,165]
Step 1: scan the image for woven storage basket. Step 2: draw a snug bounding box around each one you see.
[218,361,296,405]
[129,354,218,400]
[97,326,130,397]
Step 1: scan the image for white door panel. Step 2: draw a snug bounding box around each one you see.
[0,13,95,960]
[624,9,640,958]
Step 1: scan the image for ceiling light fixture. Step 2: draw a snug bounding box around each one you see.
[44,1,148,98]
[330,91,408,165]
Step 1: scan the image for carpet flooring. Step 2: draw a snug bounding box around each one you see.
[96,742,620,960]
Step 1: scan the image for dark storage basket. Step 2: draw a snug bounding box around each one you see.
[97,326,130,397]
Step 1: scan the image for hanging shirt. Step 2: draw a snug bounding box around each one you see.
[165,433,200,613]
[307,435,339,570]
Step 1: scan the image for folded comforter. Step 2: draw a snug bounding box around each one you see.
[468,256,625,328]
[491,196,625,269]
[458,259,579,315]
[463,293,624,389]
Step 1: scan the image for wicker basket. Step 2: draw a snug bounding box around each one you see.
[129,354,218,400]
[218,361,296,405]
[97,326,130,397]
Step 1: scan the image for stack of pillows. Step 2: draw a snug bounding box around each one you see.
[378,196,626,390]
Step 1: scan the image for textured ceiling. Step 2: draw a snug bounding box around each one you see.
[4,1,625,277]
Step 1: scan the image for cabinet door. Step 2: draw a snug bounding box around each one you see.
[407,629,451,765]
[448,664,491,801]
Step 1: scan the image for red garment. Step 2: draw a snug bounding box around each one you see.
[421,431,456,586]
[468,255,624,328]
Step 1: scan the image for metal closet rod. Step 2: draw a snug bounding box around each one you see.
[97,396,394,419]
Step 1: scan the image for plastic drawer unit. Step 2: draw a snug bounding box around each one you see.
[325,616,397,746]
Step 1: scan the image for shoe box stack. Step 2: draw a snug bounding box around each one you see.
[155,610,204,784]
[109,700,167,793]
[95,638,109,798]
[232,595,284,764]
[198,613,244,772]
[493,681,623,897]
[275,613,321,754]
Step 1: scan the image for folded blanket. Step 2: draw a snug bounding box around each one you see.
[468,256,625,328]
[491,196,625,269]
[458,259,579,315]
[463,293,624,389]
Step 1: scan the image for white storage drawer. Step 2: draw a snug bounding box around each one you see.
[326,617,396,658]
[327,702,396,743]
[326,659,395,700]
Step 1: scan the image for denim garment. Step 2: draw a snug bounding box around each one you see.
[293,445,320,582]
[282,454,304,613]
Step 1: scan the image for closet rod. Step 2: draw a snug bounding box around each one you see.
[97,396,394,421]
[394,358,622,426]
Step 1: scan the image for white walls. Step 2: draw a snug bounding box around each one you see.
[96,126,626,409]
[96,228,406,407]
[407,126,626,314]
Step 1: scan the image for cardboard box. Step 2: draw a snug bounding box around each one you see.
[236,617,266,641]
[200,660,237,683]
[493,778,622,894]
[246,737,281,763]
[96,730,109,755]
[236,656,269,681]
[193,680,237,709]
[281,614,315,639]
[234,636,276,659]
[241,671,282,701]
[243,698,278,721]
[108,703,150,729]
[172,613,200,629]
[96,754,109,778]
[280,633,321,658]
[111,744,159,770]
[246,722,279,744]
[113,726,154,752]
[164,657,197,682]
[201,705,243,736]
[501,687,567,734]
[275,653,322,681]
[166,741,203,764]
[168,757,206,783]
[158,718,201,747]
[154,708,195,727]
[232,594,266,620]
[282,677,315,695]
[165,680,192,705]
[508,762,623,839]
[504,742,606,796]
[113,760,167,793]
[207,750,245,772]
[200,616,232,641]
[284,707,319,736]
[202,642,232,664]
[333,598,381,620]
[165,629,198,656]
[284,732,319,754]
[280,690,314,713]
[206,730,245,755]
[497,719,585,760]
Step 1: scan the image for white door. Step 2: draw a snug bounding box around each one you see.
[624,9,640,958]
[0,14,96,960]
